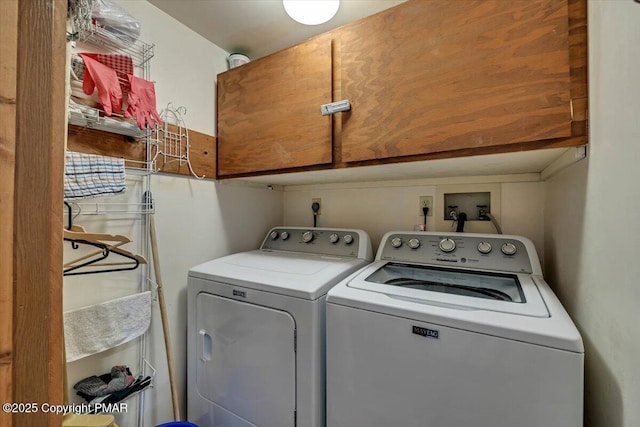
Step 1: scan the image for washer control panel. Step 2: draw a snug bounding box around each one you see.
[262,227,367,258]
[379,233,533,274]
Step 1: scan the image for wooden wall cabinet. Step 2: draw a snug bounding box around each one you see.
[217,34,333,177]
[216,0,587,178]
[338,0,585,163]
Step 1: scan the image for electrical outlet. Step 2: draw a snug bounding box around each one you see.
[312,198,322,215]
[419,196,433,216]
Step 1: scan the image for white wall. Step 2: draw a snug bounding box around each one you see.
[284,181,437,250]
[64,2,284,426]
[544,2,640,426]
[284,176,545,258]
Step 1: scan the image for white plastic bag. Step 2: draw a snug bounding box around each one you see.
[91,0,141,46]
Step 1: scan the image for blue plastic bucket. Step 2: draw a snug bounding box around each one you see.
[155,423,198,427]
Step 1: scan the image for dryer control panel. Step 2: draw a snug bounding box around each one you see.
[261,227,372,259]
[379,232,534,274]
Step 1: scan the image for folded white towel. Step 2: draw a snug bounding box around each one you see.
[64,151,126,200]
[64,291,151,362]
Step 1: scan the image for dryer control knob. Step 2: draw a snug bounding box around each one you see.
[302,231,314,243]
[343,234,354,245]
[390,237,403,248]
[280,231,290,240]
[408,238,421,249]
[329,233,340,244]
[501,242,517,256]
[477,241,492,254]
[439,238,456,253]
[270,231,279,240]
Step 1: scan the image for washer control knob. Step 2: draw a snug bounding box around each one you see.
[408,238,421,249]
[302,231,314,243]
[501,242,517,256]
[270,231,279,240]
[280,231,290,240]
[439,238,456,253]
[343,234,354,245]
[390,237,403,248]
[477,241,492,254]
[329,233,340,244]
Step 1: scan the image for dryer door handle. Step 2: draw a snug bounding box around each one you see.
[199,329,212,362]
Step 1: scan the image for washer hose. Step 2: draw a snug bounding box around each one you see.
[456,212,467,232]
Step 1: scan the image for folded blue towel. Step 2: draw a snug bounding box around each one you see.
[64,151,126,200]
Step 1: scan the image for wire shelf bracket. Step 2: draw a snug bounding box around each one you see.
[151,103,205,179]
[72,20,155,68]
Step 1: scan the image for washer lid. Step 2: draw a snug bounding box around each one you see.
[189,250,370,300]
[348,262,549,318]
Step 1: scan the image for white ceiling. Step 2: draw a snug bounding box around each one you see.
[148,0,406,60]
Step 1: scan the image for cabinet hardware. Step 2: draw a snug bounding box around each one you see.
[321,99,351,116]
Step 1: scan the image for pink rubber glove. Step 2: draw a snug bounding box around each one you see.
[125,75,163,130]
[80,53,133,93]
[78,53,122,116]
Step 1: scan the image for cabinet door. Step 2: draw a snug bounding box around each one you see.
[217,36,333,176]
[339,0,572,163]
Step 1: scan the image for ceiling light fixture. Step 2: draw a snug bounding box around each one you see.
[283,0,340,26]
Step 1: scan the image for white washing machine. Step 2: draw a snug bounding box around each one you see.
[326,231,584,427]
[187,227,372,427]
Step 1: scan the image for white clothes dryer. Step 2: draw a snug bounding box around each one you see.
[326,231,583,427]
[187,227,372,427]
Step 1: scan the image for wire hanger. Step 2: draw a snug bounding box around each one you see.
[64,243,146,276]
[63,201,147,276]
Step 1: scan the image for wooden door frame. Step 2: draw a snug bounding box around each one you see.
[0,1,19,423]
[1,0,67,426]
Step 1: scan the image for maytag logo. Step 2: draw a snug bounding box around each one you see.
[233,289,246,298]
[412,325,439,339]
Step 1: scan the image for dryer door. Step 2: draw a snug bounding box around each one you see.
[196,293,296,427]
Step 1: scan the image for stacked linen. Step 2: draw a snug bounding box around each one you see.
[64,151,126,200]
